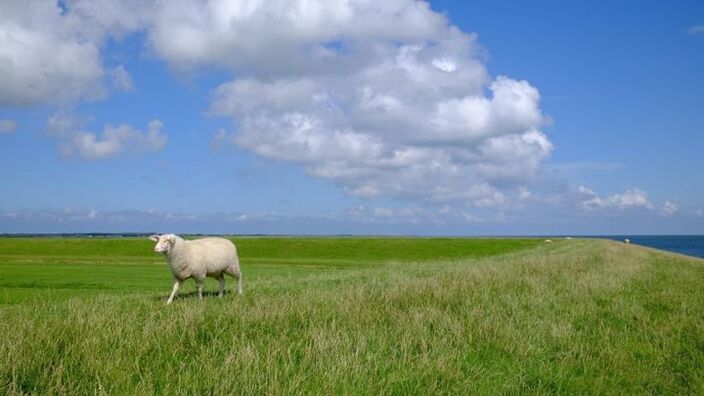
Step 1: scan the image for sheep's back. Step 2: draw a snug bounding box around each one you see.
[184,237,238,274]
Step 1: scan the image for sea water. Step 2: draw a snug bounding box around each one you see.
[598,235,704,259]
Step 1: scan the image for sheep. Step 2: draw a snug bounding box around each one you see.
[624,238,630,244]
[544,239,553,243]
[149,234,242,304]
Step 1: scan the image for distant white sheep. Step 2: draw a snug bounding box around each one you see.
[544,239,553,243]
[149,234,242,304]
[624,238,630,244]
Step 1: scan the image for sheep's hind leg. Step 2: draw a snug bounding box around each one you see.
[195,279,204,299]
[226,266,243,295]
[167,279,181,304]
[217,274,225,298]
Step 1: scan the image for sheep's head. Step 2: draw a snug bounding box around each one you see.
[149,234,176,254]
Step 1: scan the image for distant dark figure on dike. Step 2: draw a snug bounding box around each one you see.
[149,234,243,304]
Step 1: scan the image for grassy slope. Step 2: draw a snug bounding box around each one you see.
[1,238,703,394]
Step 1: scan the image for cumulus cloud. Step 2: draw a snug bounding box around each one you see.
[0,0,147,106]
[0,1,101,105]
[3,0,553,208]
[148,0,450,76]
[0,119,17,134]
[574,185,653,211]
[47,113,167,160]
[166,0,554,206]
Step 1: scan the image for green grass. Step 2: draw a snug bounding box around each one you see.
[1,237,703,394]
[0,236,537,304]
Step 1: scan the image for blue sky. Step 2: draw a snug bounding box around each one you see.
[0,0,702,235]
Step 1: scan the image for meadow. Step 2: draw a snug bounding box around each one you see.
[1,236,703,394]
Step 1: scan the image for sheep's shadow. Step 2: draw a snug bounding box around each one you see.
[152,290,234,302]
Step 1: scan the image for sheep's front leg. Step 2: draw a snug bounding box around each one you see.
[167,279,181,304]
[217,274,225,298]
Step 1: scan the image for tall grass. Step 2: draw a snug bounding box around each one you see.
[1,238,703,393]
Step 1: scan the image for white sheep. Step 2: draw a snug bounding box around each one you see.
[544,239,553,243]
[624,238,630,244]
[149,234,242,304]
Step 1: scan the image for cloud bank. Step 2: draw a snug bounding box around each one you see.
[2,200,699,236]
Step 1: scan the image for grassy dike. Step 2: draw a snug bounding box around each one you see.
[0,237,703,393]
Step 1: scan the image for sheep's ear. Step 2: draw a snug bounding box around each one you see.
[149,234,160,242]
[167,234,176,244]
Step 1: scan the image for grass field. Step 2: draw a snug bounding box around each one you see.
[1,237,703,394]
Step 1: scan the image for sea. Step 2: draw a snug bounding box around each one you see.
[590,235,704,259]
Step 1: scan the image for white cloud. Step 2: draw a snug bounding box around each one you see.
[574,185,653,211]
[148,0,450,76]
[0,119,17,134]
[177,0,553,206]
[606,189,652,210]
[0,0,147,106]
[47,113,167,160]
[0,4,102,105]
[109,65,134,92]
[687,25,704,34]
[2,0,554,209]
[661,200,678,216]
